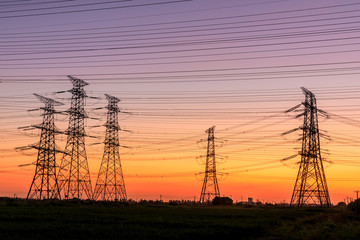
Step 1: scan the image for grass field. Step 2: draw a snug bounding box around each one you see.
[1,199,360,240]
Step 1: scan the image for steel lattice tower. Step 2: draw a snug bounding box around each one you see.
[290,87,331,207]
[58,76,93,200]
[199,126,220,203]
[27,94,63,200]
[93,94,127,201]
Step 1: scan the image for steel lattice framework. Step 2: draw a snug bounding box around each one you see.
[199,126,220,203]
[290,87,331,207]
[93,94,127,201]
[58,76,93,200]
[27,94,63,200]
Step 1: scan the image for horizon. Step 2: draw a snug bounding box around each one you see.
[1,0,360,205]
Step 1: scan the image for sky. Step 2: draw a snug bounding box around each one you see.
[1,0,360,204]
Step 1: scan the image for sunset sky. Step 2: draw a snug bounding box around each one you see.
[1,0,360,204]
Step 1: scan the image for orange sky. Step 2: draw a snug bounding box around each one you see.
[2,103,360,204]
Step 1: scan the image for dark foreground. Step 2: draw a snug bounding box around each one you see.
[1,200,360,240]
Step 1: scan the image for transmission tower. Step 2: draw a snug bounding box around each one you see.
[27,94,63,200]
[58,76,93,200]
[93,94,127,201]
[199,126,220,203]
[290,87,331,207]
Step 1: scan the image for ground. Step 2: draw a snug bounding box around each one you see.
[1,199,360,240]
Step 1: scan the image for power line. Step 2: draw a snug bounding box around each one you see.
[0,0,76,9]
[2,41,360,69]
[2,35,360,62]
[0,0,191,19]
[0,0,286,31]
[6,60,360,78]
[3,11,360,41]
[0,0,131,14]
[2,25,360,55]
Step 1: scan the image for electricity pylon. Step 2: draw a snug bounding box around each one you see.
[93,94,127,201]
[290,87,331,207]
[27,94,63,200]
[199,126,220,203]
[58,76,93,200]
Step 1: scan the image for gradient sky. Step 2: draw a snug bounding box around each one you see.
[1,0,360,203]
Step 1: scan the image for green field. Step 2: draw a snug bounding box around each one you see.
[1,199,360,240]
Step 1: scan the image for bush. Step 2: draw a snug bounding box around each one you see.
[347,199,360,213]
[212,196,233,205]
